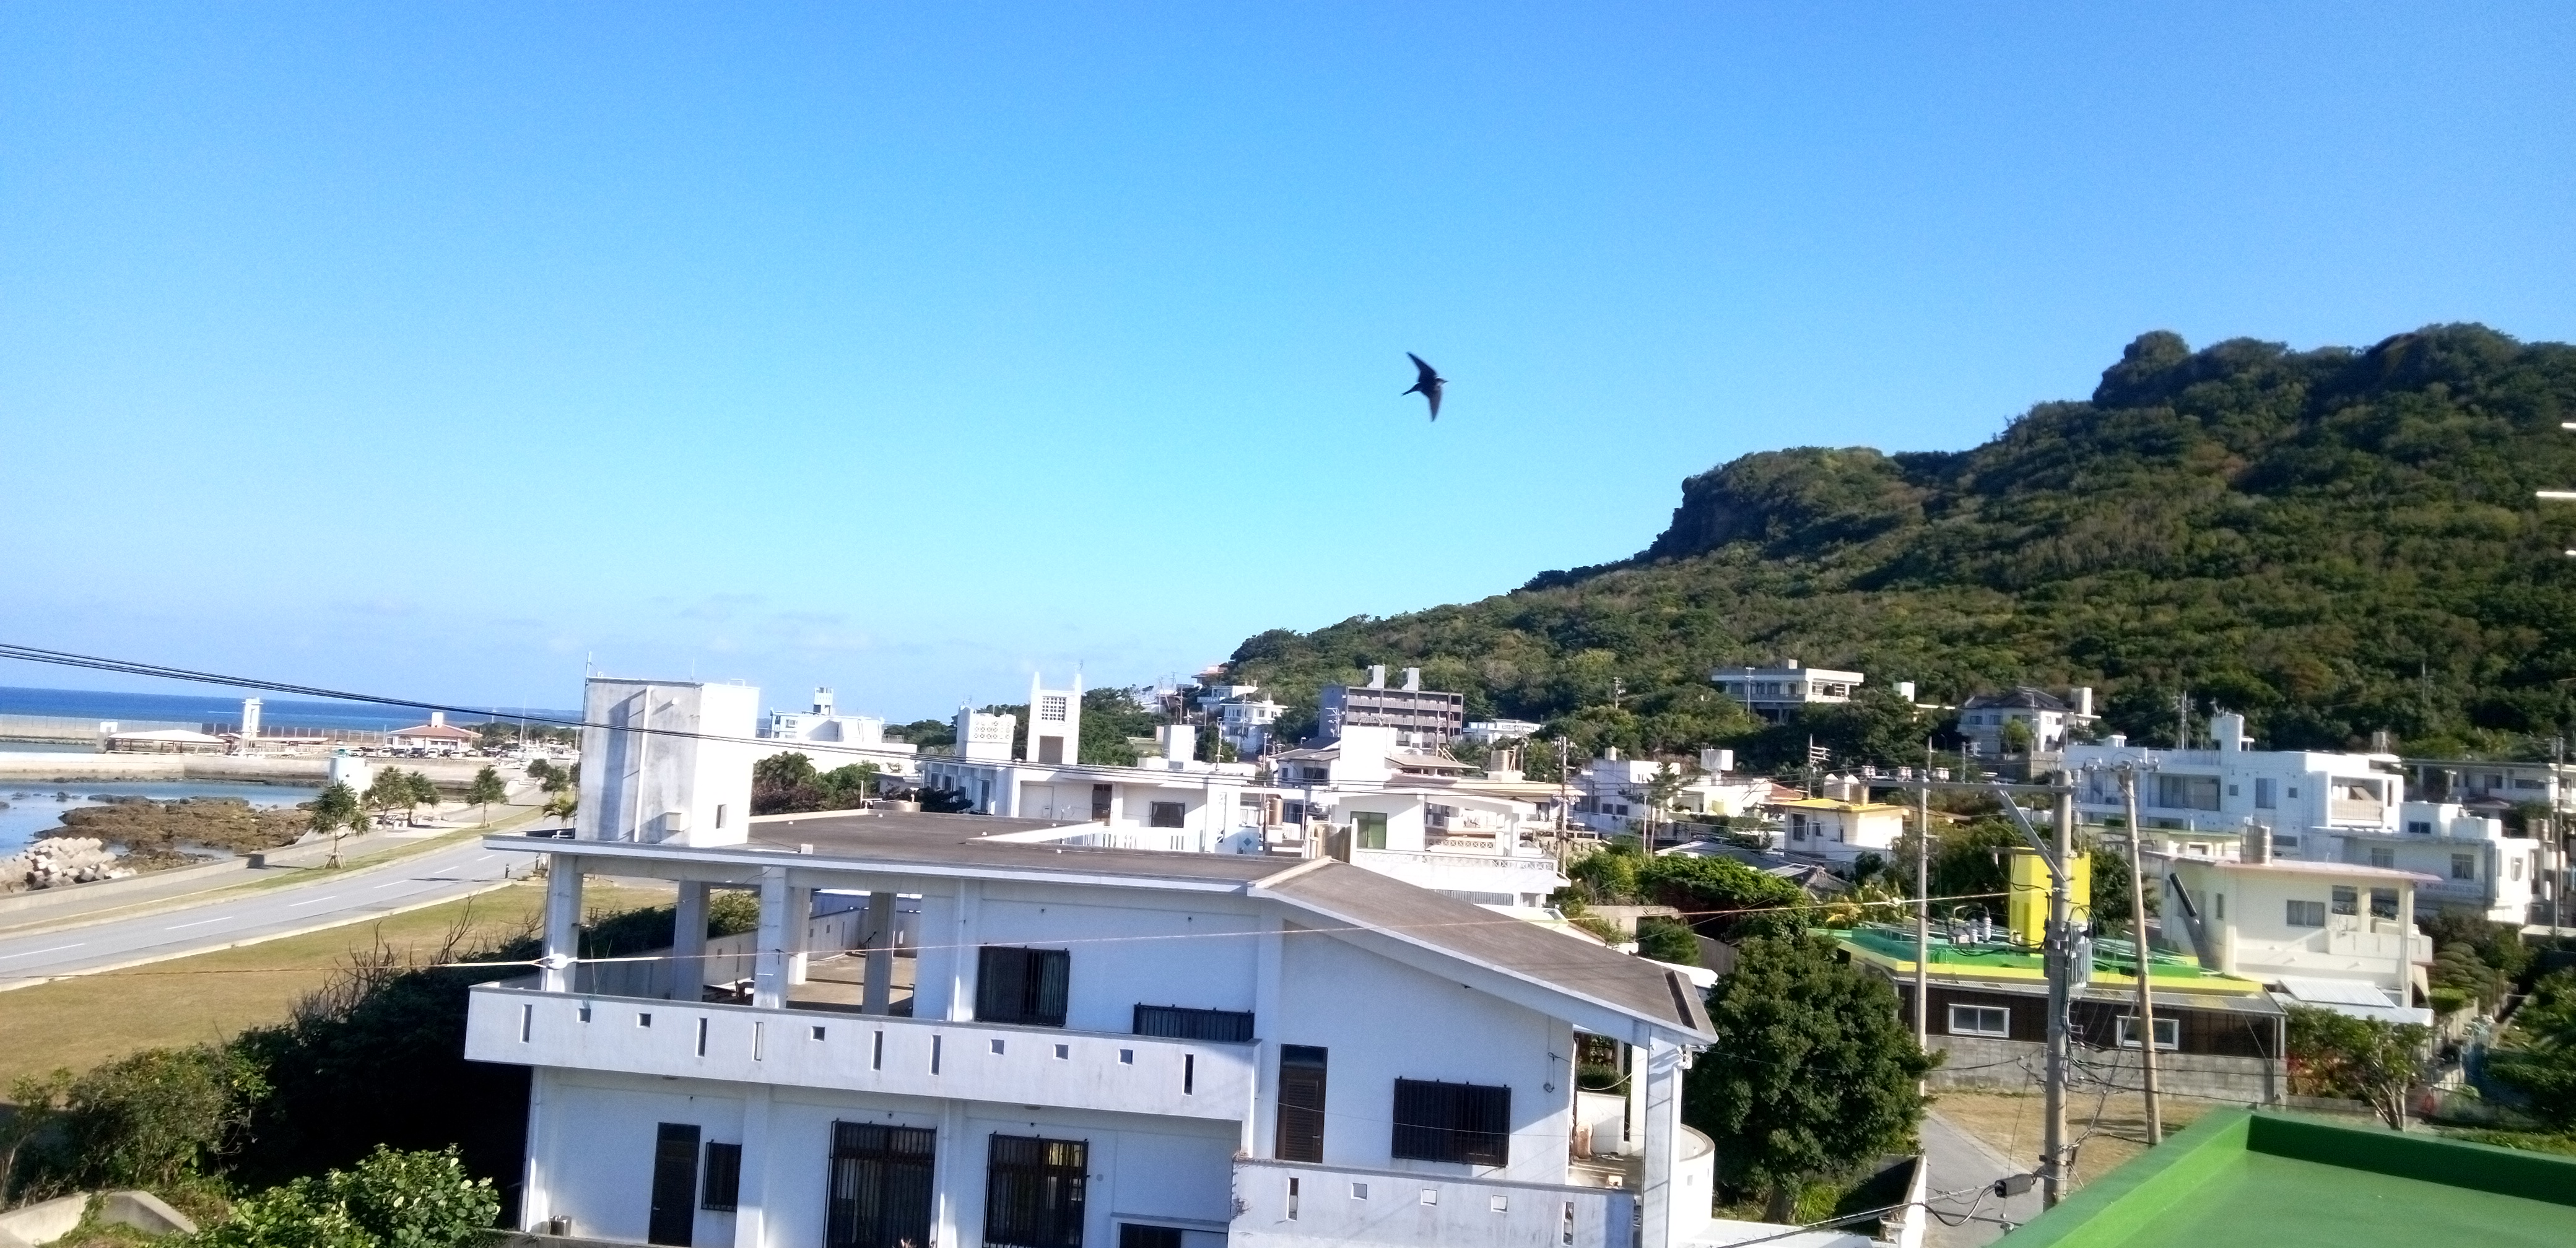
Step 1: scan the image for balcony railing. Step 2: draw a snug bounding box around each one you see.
[464,982,1253,1122]
[1228,1158,1636,1248]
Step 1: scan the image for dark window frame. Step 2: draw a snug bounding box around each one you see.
[1133,1004,1255,1043]
[648,1122,701,1246]
[700,1140,742,1212]
[1390,1078,1510,1167]
[1276,1045,1328,1163]
[825,1122,936,1248]
[1148,801,1186,829]
[978,946,1071,1028]
[985,1133,1089,1248]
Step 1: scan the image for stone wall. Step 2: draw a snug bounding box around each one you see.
[1923,1033,2283,1105]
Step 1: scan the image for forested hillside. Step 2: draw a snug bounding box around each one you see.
[1226,325,2576,764]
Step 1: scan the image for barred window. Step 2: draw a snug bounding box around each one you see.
[978,947,1071,1028]
[1133,1004,1254,1042]
[1390,1078,1510,1166]
[985,1135,1088,1248]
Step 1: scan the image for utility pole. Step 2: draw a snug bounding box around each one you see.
[1913,743,1933,1064]
[2122,767,2162,1144]
[2175,690,2190,750]
[2042,790,2074,1207]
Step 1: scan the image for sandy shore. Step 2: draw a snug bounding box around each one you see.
[0,752,516,785]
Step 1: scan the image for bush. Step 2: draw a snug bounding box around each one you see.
[196,1147,497,1248]
[1635,917,1702,966]
[7,1045,267,1197]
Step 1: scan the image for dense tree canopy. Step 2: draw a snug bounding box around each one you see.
[1225,326,2576,763]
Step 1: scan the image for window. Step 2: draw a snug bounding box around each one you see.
[2452,854,2477,881]
[2513,857,2526,882]
[715,803,728,830]
[701,1142,742,1212]
[1133,1004,1255,1042]
[2286,899,2326,927]
[2369,888,2399,920]
[1118,1227,1182,1248]
[2155,774,2221,811]
[2214,892,2224,921]
[977,947,1071,1028]
[1355,811,1389,851]
[2369,846,2396,869]
[1149,802,1185,829]
[2331,886,2358,916]
[1391,1079,1511,1166]
[1090,784,1113,821]
[827,1124,936,1248]
[2117,1016,2180,1051]
[2255,778,2277,809]
[2408,821,2434,836]
[1947,1005,2011,1038]
[2227,784,2239,797]
[648,1124,701,1246]
[1038,695,1068,722]
[985,1135,1087,1248]
[1276,1046,1328,1163]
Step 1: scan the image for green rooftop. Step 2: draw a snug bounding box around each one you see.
[1999,1110,2576,1247]
[1834,924,2260,993]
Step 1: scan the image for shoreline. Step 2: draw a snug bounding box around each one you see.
[0,753,336,783]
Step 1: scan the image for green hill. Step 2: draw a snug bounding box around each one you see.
[1225,324,2576,765]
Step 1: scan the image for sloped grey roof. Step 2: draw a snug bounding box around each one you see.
[1961,687,2070,712]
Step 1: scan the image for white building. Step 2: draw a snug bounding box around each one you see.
[1318,667,1465,748]
[472,807,1720,1248]
[1955,687,2095,757]
[574,678,765,846]
[2066,714,2404,860]
[2351,802,2539,925]
[2161,836,2435,1023]
[1569,750,1769,836]
[1196,685,1287,759]
[762,688,921,779]
[1462,720,1545,746]
[388,710,482,755]
[1707,662,1862,722]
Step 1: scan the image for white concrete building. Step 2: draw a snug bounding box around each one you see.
[2066,714,2403,861]
[1462,720,1545,746]
[2351,802,2539,925]
[1569,750,1769,836]
[1707,662,1862,722]
[2160,838,2435,1025]
[762,689,921,779]
[1954,687,2095,757]
[389,710,482,755]
[472,807,1719,1248]
[575,678,765,846]
[1196,685,1286,759]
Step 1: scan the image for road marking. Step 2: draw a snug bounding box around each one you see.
[372,880,411,890]
[286,895,346,909]
[167,916,233,930]
[0,942,84,963]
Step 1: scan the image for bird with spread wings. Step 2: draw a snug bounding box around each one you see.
[1403,352,1447,421]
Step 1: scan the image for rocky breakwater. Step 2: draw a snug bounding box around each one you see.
[0,836,133,891]
[55,795,316,871]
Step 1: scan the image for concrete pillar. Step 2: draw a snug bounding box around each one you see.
[787,886,814,987]
[947,878,982,1021]
[754,868,791,1010]
[1623,1044,1648,1157]
[731,1084,773,1248]
[931,1098,971,1248]
[1247,914,1284,1157]
[518,1065,553,1230]
[542,856,583,994]
[862,891,897,1016]
[1638,1039,1687,1248]
[671,881,710,1001]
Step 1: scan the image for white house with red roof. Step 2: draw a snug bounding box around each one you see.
[387,710,481,755]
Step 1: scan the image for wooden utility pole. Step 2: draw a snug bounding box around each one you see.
[2122,768,2162,1144]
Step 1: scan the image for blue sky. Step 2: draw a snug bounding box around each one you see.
[4,3,2571,721]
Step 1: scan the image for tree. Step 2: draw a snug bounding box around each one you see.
[1687,935,1933,1218]
[464,768,507,822]
[402,772,440,825]
[1634,917,1701,966]
[2286,1004,2430,1130]
[6,1044,267,1196]
[360,770,408,830]
[309,781,364,870]
[2489,969,2576,1129]
[1999,718,2034,755]
[1643,852,1812,942]
[542,791,577,823]
[197,1146,498,1248]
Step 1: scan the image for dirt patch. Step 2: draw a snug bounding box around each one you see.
[1931,1089,2214,1190]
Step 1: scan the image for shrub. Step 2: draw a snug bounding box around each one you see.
[1635,917,1702,966]
[8,1045,267,1196]
[196,1147,497,1248]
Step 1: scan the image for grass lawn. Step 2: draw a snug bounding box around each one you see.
[0,877,671,1091]
[1931,1089,2216,1190]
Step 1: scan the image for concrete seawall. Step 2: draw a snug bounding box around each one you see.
[0,753,334,782]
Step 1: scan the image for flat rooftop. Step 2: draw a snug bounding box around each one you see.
[1837,924,2266,996]
[2001,1111,2576,1247]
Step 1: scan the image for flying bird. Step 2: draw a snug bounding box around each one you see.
[1402,352,1447,421]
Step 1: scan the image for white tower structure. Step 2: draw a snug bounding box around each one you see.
[575,677,760,847]
[240,698,263,740]
[1024,670,1085,765]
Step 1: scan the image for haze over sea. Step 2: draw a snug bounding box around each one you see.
[0,685,577,735]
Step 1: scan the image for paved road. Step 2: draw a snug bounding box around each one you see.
[0,838,523,988]
[1919,1110,2045,1248]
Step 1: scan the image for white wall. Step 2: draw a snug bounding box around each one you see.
[577,678,760,847]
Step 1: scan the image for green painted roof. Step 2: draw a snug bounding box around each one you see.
[1835,924,2259,992]
[1999,1110,2576,1246]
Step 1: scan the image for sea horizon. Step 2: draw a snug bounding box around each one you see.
[0,683,579,735]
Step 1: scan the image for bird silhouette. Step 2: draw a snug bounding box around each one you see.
[1402,352,1447,421]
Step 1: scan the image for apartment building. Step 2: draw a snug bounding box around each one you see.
[1318,667,1464,748]
[481,799,1718,1248]
[2065,714,2402,857]
[1568,750,1770,836]
[1954,686,2096,758]
[1706,662,1862,722]
[763,688,922,780]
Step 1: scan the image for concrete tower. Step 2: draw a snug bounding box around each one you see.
[1024,670,1084,766]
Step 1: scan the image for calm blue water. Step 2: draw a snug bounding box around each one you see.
[0,779,323,855]
[0,684,576,734]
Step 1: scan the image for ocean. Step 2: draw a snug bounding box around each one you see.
[0,684,577,735]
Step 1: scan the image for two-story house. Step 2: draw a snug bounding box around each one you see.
[474,687,1720,1248]
[2066,714,2403,861]
[2160,832,2435,1025]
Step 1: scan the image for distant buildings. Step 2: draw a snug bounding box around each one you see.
[386,711,480,755]
[762,687,922,779]
[1707,661,1863,721]
[1956,685,2097,756]
[1195,683,1286,757]
[1318,665,1463,747]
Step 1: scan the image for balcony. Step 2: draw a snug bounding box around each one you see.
[464,982,1253,1122]
[1229,1158,1637,1248]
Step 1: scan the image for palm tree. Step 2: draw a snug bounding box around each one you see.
[466,766,508,823]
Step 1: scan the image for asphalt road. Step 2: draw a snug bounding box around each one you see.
[1919,1109,2046,1247]
[0,838,521,988]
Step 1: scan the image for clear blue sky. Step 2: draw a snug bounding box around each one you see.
[4,4,2571,721]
